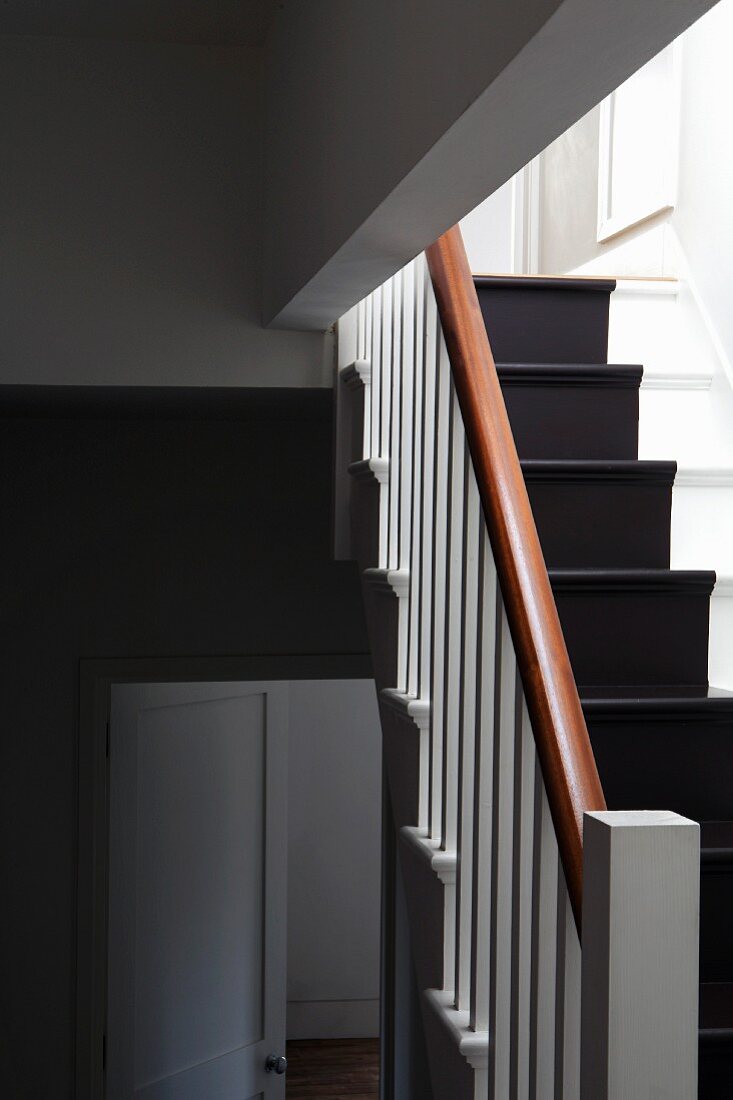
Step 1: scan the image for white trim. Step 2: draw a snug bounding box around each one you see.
[581,811,699,1098]
[597,42,681,244]
[423,989,489,1072]
[641,372,712,391]
[511,157,541,275]
[598,201,674,246]
[363,567,410,598]
[400,825,457,886]
[340,358,372,387]
[667,226,733,391]
[380,688,430,729]
[674,467,733,487]
[348,456,390,484]
[613,278,679,297]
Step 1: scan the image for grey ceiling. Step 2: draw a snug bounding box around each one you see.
[0,0,277,45]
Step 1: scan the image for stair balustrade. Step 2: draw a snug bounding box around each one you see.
[334,226,700,1099]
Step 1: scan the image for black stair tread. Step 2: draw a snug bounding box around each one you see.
[521,459,676,485]
[700,983,733,1039]
[581,684,733,712]
[701,821,733,862]
[496,363,643,387]
[548,568,716,594]
[474,275,616,293]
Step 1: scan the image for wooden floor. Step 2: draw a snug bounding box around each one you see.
[286,1038,380,1099]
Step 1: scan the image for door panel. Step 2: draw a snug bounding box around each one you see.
[107,682,287,1100]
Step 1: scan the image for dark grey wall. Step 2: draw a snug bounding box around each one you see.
[0,388,369,1098]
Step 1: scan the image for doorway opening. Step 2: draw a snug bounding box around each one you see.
[76,657,380,1099]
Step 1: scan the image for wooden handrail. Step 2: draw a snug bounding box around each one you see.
[426,225,606,931]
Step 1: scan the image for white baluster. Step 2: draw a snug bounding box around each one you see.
[378,282,393,569]
[529,772,559,1098]
[406,259,423,700]
[398,262,415,581]
[510,699,536,1099]
[488,599,517,1098]
[442,383,466,858]
[455,457,480,1012]
[388,272,401,573]
[419,263,437,709]
[356,298,364,361]
[380,279,392,468]
[430,336,451,844]
[369,288,379,459]
[470,528,498,1035]
[555,871,581,1100]
[356,296,372,459]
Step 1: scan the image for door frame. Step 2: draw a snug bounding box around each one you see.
[75,653,372,1100]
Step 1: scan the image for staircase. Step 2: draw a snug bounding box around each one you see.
[474,274,733,1097]
[334,230,705,1098]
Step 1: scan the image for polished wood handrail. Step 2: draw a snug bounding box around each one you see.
[426,225,606,931]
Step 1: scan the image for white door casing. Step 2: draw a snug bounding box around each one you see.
[106,681,288,1100]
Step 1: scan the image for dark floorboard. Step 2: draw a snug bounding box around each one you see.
[287,1038,380,1099]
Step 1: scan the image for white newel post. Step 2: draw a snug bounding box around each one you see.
[580,811,700,1100]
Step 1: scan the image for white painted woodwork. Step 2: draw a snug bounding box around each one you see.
[370,284,382,468]
[489,603,517,1099]
[398,262,416,580]
[442,385,466,857]
[107,681,288,1100]
[597,44,680,242]
[382,688,431,832]
[511,702,536,1100]
[335,257,702,1100]
[556,877,581,1100]
[333,306,359,560]
[527,16,733,689]
[429,337,451,842]
[581,811,700,1100]
[455,463,481,1012]
[406,259,425,699]
[380,279,394,559]
[469,531,498,1035]
[528,778,559,1098]
[419,270,438,706]
[388,270,402,573]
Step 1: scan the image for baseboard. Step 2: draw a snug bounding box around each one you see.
[287,998,380,1040]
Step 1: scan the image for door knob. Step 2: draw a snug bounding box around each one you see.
[265,1053,287,1075]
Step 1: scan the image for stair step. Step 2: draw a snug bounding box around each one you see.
[523,459,675,568]
[347,459,388,569]
[550,569,714,687]
[701,823,733,984]
[474,275,615,365]
[360,569,409,691]
[582,687,733,822]
[699,983,733,1099]
[498,363,642,460]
